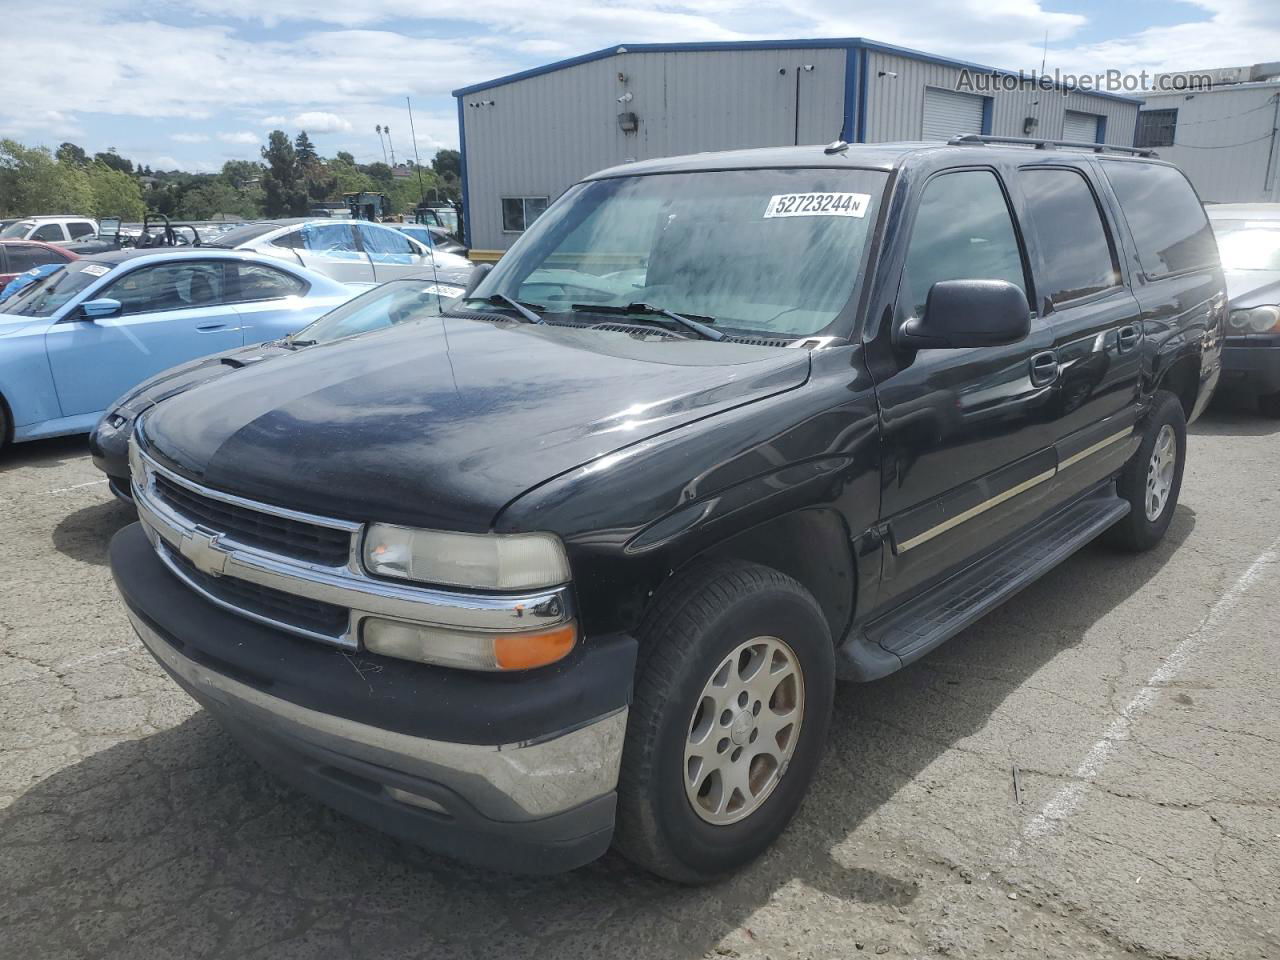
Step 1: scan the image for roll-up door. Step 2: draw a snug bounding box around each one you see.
[922,88,985,141]
[1063,110,1099,143]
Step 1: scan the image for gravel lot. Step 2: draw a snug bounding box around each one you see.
[2,402,1277,960]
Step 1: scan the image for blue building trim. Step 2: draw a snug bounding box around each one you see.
[980,97,994,135]
[451,37,1144,105]
[841,48,858,142]
[1096,115,1108,144]
[856,47,869,142]
[457,96,471,247]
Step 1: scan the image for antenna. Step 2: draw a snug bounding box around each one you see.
[406,95,443,312]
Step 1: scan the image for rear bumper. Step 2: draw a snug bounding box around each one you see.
[1220,337,1280,395]
[110,523,636,873]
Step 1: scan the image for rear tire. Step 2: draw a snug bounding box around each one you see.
[1105,391,1186,552]
[1258,392,1280,419]
[0,398,9,455]
[613,560,835,884]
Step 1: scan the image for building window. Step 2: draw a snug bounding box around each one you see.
[1135,109,1177,148]
[502,197,549,233]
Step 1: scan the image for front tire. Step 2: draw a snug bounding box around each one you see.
[614,560,835,883]
[1106,391,1186,552]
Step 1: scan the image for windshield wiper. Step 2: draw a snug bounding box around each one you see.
[569,302,724,341]
[469,293,545,324]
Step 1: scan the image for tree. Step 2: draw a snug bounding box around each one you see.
[93,148,134,175]
[294,130,319,169]
[56,142,88,166]
[84,161,146,220]
[0,140,94,217]
[260,130,306,216]
[431,149,460,180]
[176,181,259,220]
[220,159,264,188]
[335,151,355,166]
[362,161,393,185]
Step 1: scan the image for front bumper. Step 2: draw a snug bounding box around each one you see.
[110,523,636,873]
[1220,336,1280,396]
[87,415,132,500]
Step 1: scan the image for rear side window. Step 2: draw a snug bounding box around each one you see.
[901,169,1028,318]
[1020,168,1120,306]
[31,223,64,242]
[1102,162,1216,278]
[233,263,308,301]
[271,230,306,250]
[6,243,66,273]
[67,221,96,239]
[357,223,415,255]
[303,224,359,253]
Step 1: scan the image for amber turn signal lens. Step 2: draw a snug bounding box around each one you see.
[494,622,578,670]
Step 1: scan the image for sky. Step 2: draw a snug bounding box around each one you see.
[3,0,1278,173]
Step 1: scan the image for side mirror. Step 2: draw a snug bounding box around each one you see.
[894,279,1030,350]
[80,298,122,320]
[462,262,492,299]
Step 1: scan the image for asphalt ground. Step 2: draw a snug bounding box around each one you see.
[1,399,1277,960]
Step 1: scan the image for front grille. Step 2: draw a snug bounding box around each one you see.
[163,544,350,638]
[153,473,351,567]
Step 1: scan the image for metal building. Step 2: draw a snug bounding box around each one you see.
[1138,64,1280,203]
[453,38,1141,254]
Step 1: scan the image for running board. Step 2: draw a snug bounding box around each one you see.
[865,489,1130,666]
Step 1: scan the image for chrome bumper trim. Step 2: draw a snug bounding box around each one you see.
[132,449,573,648]
[128,610,626,821]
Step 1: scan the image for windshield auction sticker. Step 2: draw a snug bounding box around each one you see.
[81,264,110,277]
[764,192,871,218]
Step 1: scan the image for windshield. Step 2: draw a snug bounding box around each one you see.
[472,168,888,338]
[205,222,280,248]
[297,279,462,342]
[1210,219,1280,271]
[1,220,35,239]
[1,261,110,317]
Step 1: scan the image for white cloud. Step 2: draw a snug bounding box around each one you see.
[260,115,287,126]
[292,111,352,133]
[170,132,210,143]
[217,130,260,144]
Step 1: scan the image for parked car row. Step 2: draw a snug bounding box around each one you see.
[83,139,1230,884]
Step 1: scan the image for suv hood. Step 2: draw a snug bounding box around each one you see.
[142,317,810,531]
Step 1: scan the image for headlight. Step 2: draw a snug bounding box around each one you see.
[362,524,571,590]
[1229,305,1280,333]
[105,411,128,429]
[363,617,577,671]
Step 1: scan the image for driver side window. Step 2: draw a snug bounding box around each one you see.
[901,170,1028,319]
[103,262,227,315]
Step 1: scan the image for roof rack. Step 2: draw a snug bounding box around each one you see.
[948,134,1157,157]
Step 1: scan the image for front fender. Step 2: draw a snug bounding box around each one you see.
[0,319,60,428]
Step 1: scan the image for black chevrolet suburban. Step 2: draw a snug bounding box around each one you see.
[109,138,1224,883]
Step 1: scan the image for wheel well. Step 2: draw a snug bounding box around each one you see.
[0,390,11,446]
[692,508,856,644]
[1157,355,1200,420]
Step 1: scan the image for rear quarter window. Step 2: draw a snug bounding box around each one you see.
[1102,161,1217,279]
[1019,167,1120,306]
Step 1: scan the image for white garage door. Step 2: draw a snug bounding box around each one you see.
[1063,110,1099,143]
[922,88,985,141]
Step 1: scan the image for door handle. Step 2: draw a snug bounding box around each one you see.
[196,322,227,332]
[1117,324,1140,353]
[1029,351,1059,386]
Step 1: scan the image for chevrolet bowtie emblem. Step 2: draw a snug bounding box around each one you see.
[180,526,228,577]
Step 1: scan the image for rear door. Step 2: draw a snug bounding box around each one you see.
[872,166,1057,607]
[228,261,318,343]
[355,222,427,281]
[1015,163,1143,502]
[44,259,243,416]
[299,223,373,283]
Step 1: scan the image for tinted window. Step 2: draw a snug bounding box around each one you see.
[902,170,1027,318]
[233,263,308,301]
[1020,168,1120,305]
[67,221,96,239]
[358,223,415,255]
[303,224,358,253]
[6,243,67,273]
[31,224,64,242]
[270,229,307,250]
[1103,162,1216,278]
[104,261,226,315]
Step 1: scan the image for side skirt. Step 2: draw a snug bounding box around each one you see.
[838,481,1129,679]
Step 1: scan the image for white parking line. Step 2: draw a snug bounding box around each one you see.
[1020,535,1280,844]
[0,478,109,503]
